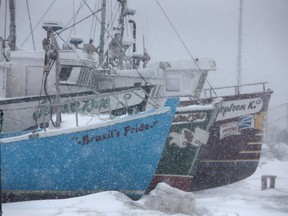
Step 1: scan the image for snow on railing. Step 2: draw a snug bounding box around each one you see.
[202,82,269,98]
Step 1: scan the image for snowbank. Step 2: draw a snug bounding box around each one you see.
[3,143,288,216]
[140,183,197,215]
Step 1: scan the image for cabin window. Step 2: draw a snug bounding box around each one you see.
[77,67,92,86]
[60,66,73,81]
[166,76,180,92]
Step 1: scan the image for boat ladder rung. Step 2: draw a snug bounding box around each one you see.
[255,133,264,137]
[240,150,261,154]
[247,142,262,145]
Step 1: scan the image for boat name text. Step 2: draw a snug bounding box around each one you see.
[72,121,159,145]
[217,98,263,121]
[33,97,110,121]
[173,112,207,124]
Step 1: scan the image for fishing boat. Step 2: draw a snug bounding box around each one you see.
[185,83,273,191]
[1,96,178,201]
[146,97,223,193]
[0,24,179,201]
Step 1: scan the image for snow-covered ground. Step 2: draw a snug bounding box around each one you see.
[3,143,288,216]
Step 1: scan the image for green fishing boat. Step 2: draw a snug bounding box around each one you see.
[147,98,222,192]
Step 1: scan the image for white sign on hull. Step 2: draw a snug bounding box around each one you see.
[217,97,263,121]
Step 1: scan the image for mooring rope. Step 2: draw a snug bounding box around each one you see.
[155,0,217,98]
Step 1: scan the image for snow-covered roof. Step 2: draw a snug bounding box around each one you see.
[147,58,216,71]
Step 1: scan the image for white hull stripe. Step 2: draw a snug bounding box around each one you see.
[200,159,259,163]
[240,150,261,154]
[154,174,193,178]
[247,142,263,145]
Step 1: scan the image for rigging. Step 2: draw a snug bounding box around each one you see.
[25,0,35,50]
[155,0,217,98]
[21,0,57,48]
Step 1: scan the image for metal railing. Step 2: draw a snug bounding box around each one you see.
[202,82,269,98]
[0,86,157,132]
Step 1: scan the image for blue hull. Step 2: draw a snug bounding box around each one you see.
[1,98,179,199]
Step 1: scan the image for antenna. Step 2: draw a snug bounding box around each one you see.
[99,0,106,67]
[237,0,243,94]
[8,0,16,51]
[143,35,145,52]
[42,21,63,32]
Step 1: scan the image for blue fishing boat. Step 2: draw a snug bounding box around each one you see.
[0,22,179,201]
[0,97,179,201]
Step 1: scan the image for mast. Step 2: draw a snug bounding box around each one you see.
[42,22,63,128]
[49,30,61,128]
[54,46,61,128]
[8,0,16,51]
[117,0,127,69]
[99,0,106,67]
[236,0,243,94]
[107,0,136,68]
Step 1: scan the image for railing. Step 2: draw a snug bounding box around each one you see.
[202,82,269,98]
[0,86,157,132]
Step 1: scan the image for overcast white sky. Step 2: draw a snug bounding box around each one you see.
[1,0,288,123]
